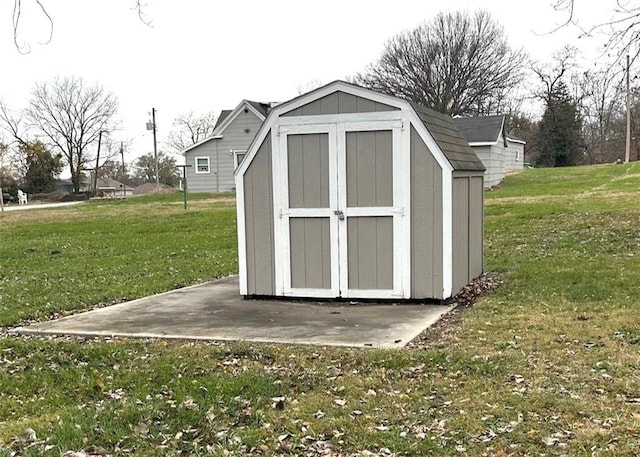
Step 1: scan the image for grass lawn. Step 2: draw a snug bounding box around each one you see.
[1,166,640,456]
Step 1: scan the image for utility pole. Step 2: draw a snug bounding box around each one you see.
[120,142,126,198]
[94,130,103,196]
[152,108,159,188]
[626,54,631,164]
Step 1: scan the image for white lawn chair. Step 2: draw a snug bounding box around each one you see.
[17,190,27,205]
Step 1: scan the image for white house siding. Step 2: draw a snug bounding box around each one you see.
[503,139,525,174]
[472,145,503,188]
[185,110,263,192]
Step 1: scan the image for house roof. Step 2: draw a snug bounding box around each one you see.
[410,102,485,171]
[246,101,271,117]
[453,114,526,146]
[182,100,270,155]
[453,114,505,145]
[212,110,233,131]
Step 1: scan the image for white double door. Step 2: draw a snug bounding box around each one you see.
[274,121,411,299]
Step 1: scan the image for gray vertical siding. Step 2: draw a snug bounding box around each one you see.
[243,132,275,295]
[410,127,444,299]
[346,131,393,207]
[451,172,484,296]
[347,217,393,290]
[186,109,263,192]
[287,134,330,208]
[283,91,399,117]
[290,218,332,289]
[452,177,470,295]
[468,176,484,279]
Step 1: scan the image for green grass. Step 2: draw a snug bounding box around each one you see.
[0,194,237,325]
[1,166,640,456]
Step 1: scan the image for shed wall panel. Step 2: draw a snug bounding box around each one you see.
[452,177,470,295]
[410,126,443,299]
[347,217,393,290]
[290,218,332,289]
[346,130,393,207]
[243,132,275,295]
[284,91,400,116]
[468,176,484,279]
[287,133,330,208]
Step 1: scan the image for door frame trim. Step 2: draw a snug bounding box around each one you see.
[273,118,412,299]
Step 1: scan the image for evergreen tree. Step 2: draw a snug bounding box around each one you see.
[537,80,584,167]
[21,141,63,193]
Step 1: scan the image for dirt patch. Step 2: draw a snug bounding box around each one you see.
[407,272,503,350]
[133,183,177,195]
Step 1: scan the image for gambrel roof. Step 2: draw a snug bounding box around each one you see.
[410,102,485,171]
[238,80,484,174]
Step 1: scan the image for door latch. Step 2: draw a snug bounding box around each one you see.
[334,210,345,220]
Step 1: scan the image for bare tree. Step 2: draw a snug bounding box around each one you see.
[0,101,28,147]
[25,76,118,192]
[531,46,578,106]
[166,111,217,153]
[11,1,150,53]
[553,0,640,64]
[578,67,625,163]
[355,10,527,116]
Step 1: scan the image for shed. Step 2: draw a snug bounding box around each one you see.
[235,81,485,300]
[453,115,526,188]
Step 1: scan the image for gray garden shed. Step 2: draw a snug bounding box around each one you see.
[235,81,484,300]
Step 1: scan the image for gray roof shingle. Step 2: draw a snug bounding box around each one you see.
[213,110,233,131]
[410,102,486,172]
[453,115,505,144]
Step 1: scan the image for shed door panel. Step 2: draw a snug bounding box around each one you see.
[284,132,337,296]
[346,131,393,207]
[344,130,394,291]
[290,218,332,289]
[288,134,330,208]
[347,216,393,290]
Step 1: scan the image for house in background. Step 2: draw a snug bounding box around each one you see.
[90,178,133,198]
[454,115,526,188]
[56,177,132,197]
[182,100,271,193]
[55,179,75,194]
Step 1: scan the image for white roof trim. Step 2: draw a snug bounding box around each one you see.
[469,141,498,147]
[506,136,526,145]
[182,100,266,156]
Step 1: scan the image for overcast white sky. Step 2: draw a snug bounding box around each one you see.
[0,0,620,166]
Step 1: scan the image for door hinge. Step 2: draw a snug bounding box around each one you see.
[279,208,291,218]
[391,207,405,216]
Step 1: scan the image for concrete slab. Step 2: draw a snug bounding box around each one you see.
[12,276,454,348]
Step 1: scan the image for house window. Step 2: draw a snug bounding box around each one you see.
[195,156,210,173]
[233,150,247,170]
[515,150,520,161]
